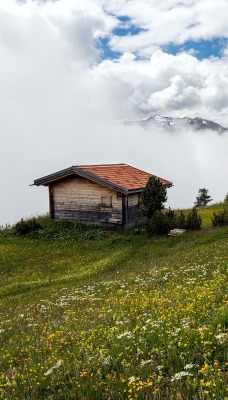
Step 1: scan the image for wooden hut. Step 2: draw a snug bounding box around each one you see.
[33,164,173,227]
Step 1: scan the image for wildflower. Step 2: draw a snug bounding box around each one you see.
[44,360,63,376]
[184,364,194,370]
[128,376,136,384]
[171,371,193,382]
[140,359,152,366]
[117,331,132,339]
[215,333,227,343]
[48,333,56,340]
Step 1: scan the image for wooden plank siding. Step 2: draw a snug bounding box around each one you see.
[49,176,122,225]
[127,193,146,226]
[127,206,146,226]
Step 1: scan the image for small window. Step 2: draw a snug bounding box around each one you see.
[138,193,143,205]
[101,196,112,207]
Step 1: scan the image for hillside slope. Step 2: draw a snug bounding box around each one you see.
[0,208,227,399]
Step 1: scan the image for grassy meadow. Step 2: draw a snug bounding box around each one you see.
[0,204,227,399]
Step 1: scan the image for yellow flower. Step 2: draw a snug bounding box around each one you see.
[48,334,55,340]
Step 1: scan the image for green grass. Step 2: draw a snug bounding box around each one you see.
[0,205,227,399]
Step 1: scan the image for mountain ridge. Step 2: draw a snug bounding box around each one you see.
[124,115,228,133]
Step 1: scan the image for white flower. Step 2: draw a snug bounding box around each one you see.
[140,359,152,366]
[103,356,111,365]
[215,333,227,343]
[171,371,193,382]
[44,360,63,376]
[117,331,132,339]
[172,328,181,336]
[184,364,194,370]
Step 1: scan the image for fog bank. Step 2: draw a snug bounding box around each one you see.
[1,119,227,226]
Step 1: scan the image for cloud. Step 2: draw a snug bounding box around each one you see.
[0,0,228,225]
[91,51,228,124]
[103,0,228,55]
[1,0,228,124]
[1,118,228,226]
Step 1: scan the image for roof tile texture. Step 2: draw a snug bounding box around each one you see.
[75,164,172,190]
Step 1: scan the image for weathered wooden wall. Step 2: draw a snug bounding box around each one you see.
[48,176,146,227]
[49,176,122,225]
[127,193,146,226]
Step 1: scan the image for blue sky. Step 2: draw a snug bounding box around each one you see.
[113,16,144,36]
[100,35,227,62]
[99,16,145,60]
[162,39,227,60]
[99,12,227,61]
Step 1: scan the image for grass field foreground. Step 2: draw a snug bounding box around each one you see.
[0,205,227,399]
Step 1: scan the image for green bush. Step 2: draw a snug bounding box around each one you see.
[146,211,171,236]
[212,208,228,227]
[186,208,202,231]
[166,208,175,223]
[176,211,186,229]
[166,208,203,231]
[147,208,202,236]
[14,218,43,236]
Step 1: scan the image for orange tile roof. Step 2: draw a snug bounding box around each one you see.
[75,164,172,191]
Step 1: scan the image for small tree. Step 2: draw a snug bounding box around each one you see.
[177,211,186,229]
[142,176,167,218]
[146,210,170,236]
[186,208,202,230]
[212,206,228,227]
[224,193,228,203]
[212,210,227,227]
[194,188,213,207]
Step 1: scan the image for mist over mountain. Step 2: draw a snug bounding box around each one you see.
[124,116,228,134]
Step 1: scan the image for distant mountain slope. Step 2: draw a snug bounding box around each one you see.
[124,115,228,133]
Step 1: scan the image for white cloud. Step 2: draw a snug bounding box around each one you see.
[190,0,228,40]
[90,51,228,124]
[43,0,118,66]
[0,0,228,225]
[103,0,228,55]
[1,0,227,126]
[1,118,228,226]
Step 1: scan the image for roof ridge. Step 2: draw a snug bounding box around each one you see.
[74,163,127,168]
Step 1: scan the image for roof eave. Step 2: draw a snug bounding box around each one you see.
[128,182,173,194]
[33,166,129,194]
[33,167,75,186]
